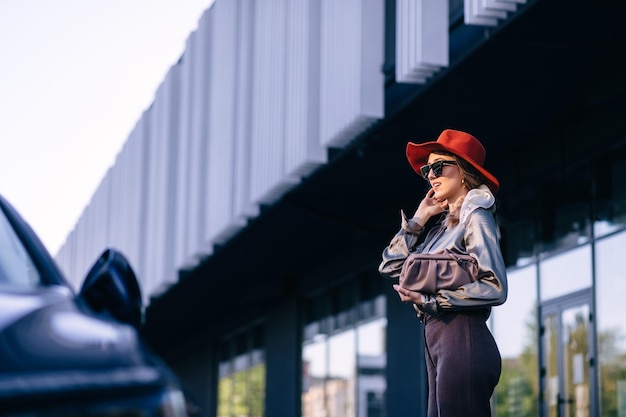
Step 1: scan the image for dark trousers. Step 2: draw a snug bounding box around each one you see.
[423,310,501,417]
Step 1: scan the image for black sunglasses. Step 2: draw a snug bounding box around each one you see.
[419,160,458,178]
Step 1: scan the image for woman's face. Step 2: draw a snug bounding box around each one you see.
[424,153,466,204]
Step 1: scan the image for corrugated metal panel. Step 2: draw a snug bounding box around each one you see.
[108,153,122,252]
[284,0,326,180]
[63,216,81,289]
[465,0,525,26]
[117,115,147,274]
[186,8,212,259]
[174,35,195,270]
[161,66,181,295]
[396,0,448,84]
[205,0,245,245]
[109,141,137,259]
[97,170,112,259]
[74,211,87,288]
[249,0,293,205]
[232,0,258,222]
[136,109,151,291]
[319,0,384,148]
[142,65,180,301]
[141,106,158,297]
[70,174,111,289]
[55,0,387,304]
[55,226,75,288]
[82,174,106,279]
[54,240,68,282]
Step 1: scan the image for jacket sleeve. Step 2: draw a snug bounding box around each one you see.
[378,210,424,279]
[435,208,508,310]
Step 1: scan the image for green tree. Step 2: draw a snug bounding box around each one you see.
[494,308,539,417]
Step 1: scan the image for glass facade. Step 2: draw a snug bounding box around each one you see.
[594,147,626,238]
[493,265,539,416]
[491,138,626,417]
[596,231,626,416]
[302,280,386,417]
[217,326,265,417]
[539,245,592,301]
[593,141,626,416]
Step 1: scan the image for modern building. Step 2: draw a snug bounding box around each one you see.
[55,0,626,416]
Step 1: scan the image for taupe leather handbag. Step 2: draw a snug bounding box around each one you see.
[399,249,478,294]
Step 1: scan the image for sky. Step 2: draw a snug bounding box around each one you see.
[0,0,214,256]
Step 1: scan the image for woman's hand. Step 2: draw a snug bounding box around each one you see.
[393,284,423,305]
[412,188,448,225]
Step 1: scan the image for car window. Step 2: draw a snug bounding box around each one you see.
[0,209,41,287]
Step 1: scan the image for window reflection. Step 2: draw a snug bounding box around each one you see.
[357,318,386,417]
[504,217,536,267]
[538,175,591,255]
[561,305,590,417]
[498,187,538,268]
[327,330,356,417]
[493,265,539,417]
[543,313,559,417]
[594,149,626,237]
[217,364,233,417]
[217,327,265,417]
[490,137,626,417]
[302,334,328,417]
[595,231,626,416]
[302,293,386,417]
[0,210,40,287]
[539,245,592,301]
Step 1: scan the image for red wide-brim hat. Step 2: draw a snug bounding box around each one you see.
[406,129,500,194]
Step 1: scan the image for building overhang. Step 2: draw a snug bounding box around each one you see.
[144,0,626,359]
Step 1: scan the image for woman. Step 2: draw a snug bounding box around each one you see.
[379,129,507,417]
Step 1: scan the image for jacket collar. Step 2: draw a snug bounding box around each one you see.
[460,184,495,225]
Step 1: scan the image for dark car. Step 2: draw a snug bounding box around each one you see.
[0,195,199,416]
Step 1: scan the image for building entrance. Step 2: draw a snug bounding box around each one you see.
[540,290,596,417]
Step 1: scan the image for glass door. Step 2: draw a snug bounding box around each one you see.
[540,291,596,417]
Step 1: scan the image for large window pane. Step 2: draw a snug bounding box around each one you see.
[595,231,626,416]
[540,245,592,301]
[493,265,539,417]
[302,287,386,417]
[594,148,626,237]
[356,316,386,417]
[498,186,538,268]
[217,364,233,417]
[302,333,328,417]
[232,363,251,417]
[248,362,265,417]
[217,327,265,417]
[327,329,356,417]
[538,174,592,255]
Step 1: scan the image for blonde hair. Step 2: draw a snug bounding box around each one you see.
[431,151,485,228]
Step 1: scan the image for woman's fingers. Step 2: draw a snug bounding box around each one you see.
[393,285,418,303]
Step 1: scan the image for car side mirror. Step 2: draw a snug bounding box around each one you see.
[78,248,143,328]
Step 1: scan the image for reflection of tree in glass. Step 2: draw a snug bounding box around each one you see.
[217,375,232,417]
[217,365,266,417]
[233,370,249,416]
[598,327,626,416]
[494,307,539,417]
[565,311,589,412]
[248,365,266,417]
